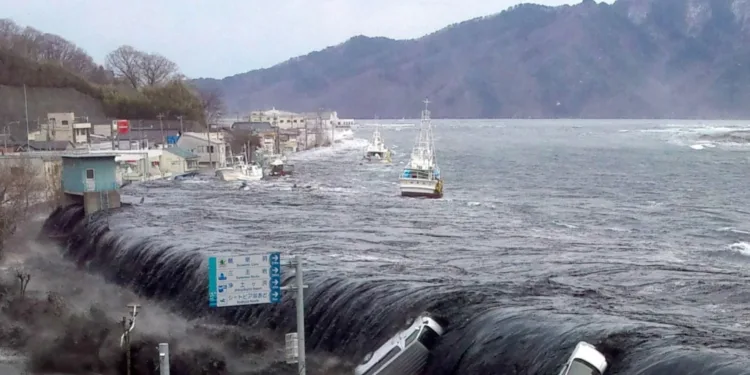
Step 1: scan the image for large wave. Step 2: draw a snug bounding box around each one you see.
[42,204,750,375]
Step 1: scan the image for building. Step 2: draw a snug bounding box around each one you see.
[175,132,227,166]
[37,112,93,145]
[61,154,121,215]
[160,147,200,178]
[248,108,306,130]
[224,122,269,158]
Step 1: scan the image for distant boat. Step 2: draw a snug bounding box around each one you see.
[215,154,263,181]
[398,99,443,199]
[265,156,295,178]
[363,126,391,163]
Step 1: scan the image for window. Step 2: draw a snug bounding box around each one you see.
[62,120,69,125]
[404,328,420,347]
[207,145,215,153]
[565,360,601,375]
[85,169,95,179]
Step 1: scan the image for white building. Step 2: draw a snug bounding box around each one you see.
[37,112,92,145]
[175,132,227,166]
[249,108,306,130]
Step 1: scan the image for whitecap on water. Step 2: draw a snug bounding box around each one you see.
[728,242,750,256]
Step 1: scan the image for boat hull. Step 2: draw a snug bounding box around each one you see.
[399,178,443,198]
[216,169,262,182]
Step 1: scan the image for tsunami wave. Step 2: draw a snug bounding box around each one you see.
[41,204,750,375]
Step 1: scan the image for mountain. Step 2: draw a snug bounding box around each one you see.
[192,0,750,119]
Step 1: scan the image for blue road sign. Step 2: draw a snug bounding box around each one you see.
[208,252,282,307]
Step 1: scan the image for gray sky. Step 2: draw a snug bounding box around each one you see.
[1,0,612,79]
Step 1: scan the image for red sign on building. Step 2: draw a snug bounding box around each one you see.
[116,119,129,134]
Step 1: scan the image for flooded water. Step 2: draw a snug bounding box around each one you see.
[45,119,750,374]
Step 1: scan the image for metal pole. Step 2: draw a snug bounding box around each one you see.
[158,343,170,375]
[295,255,306,375]
[158,113,165,146]
[23,84,29,151]
[206,123,213,168]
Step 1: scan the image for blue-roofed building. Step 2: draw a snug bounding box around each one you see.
[61,154,121,214]
[160,146,200,178]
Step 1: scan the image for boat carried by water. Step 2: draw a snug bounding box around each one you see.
[215,154,263,182]
[265,156,295,178]
[399,99,443,198]
[363,127,392,163]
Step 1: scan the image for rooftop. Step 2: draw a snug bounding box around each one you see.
[62,153,118,159]
[165,146,199,160]
[231,121,274,131]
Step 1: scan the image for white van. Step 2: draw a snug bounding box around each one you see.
[558,341,608,375]
[354,314,445,375]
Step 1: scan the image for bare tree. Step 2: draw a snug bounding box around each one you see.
[0,19,21,49]
[105,45,145,89]
[0,159,42,258]
[138,53,179,86]
[199,89,225,127]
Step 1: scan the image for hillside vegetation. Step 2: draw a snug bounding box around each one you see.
[0,19,216,125]
[193,0,750,119]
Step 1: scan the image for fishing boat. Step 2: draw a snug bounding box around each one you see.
[215,154,263,182]
[399,99,443,198]
[265,156,295,178]
[363,127,392,163]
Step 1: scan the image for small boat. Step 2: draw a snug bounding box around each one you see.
[363,127,392,163]
[265,156,295,178]
[216,155,263,182]
[399,99,443,198]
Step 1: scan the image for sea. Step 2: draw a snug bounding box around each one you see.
[47,119,750,374]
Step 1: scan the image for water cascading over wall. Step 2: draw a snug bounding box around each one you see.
[41,204,750,375]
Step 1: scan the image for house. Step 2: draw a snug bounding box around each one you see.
[113,128,182,150]
[61,154,121,215]
[37,112,93,145]
[160,147,199,178]
[225,122,270,156]
[175,132,227,166]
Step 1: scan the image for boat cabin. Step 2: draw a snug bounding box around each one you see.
[267,159,294,177]
[401,168,439,180]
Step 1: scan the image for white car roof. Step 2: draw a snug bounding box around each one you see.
[571,342,608,372]
[354,315,444,375]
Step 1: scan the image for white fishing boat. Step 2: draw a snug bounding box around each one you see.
[265,156,295,178]
[399,99,443,198]
[215,155,263,182]
[364,127,392,163]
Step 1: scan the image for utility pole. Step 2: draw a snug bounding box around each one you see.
[273,116,280,155]
[23,84,29,151]
[176,115,184,134]
[158,343,170,375]
[120,303,141,375]
[304,116,309,150]
[280,255,308,375]
[206,121,213,169]
[157,113,165,146]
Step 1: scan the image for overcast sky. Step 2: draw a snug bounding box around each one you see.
[1,0,612,79]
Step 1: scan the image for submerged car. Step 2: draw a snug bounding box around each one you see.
[354,314,445,375]
[558,341,608,375]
